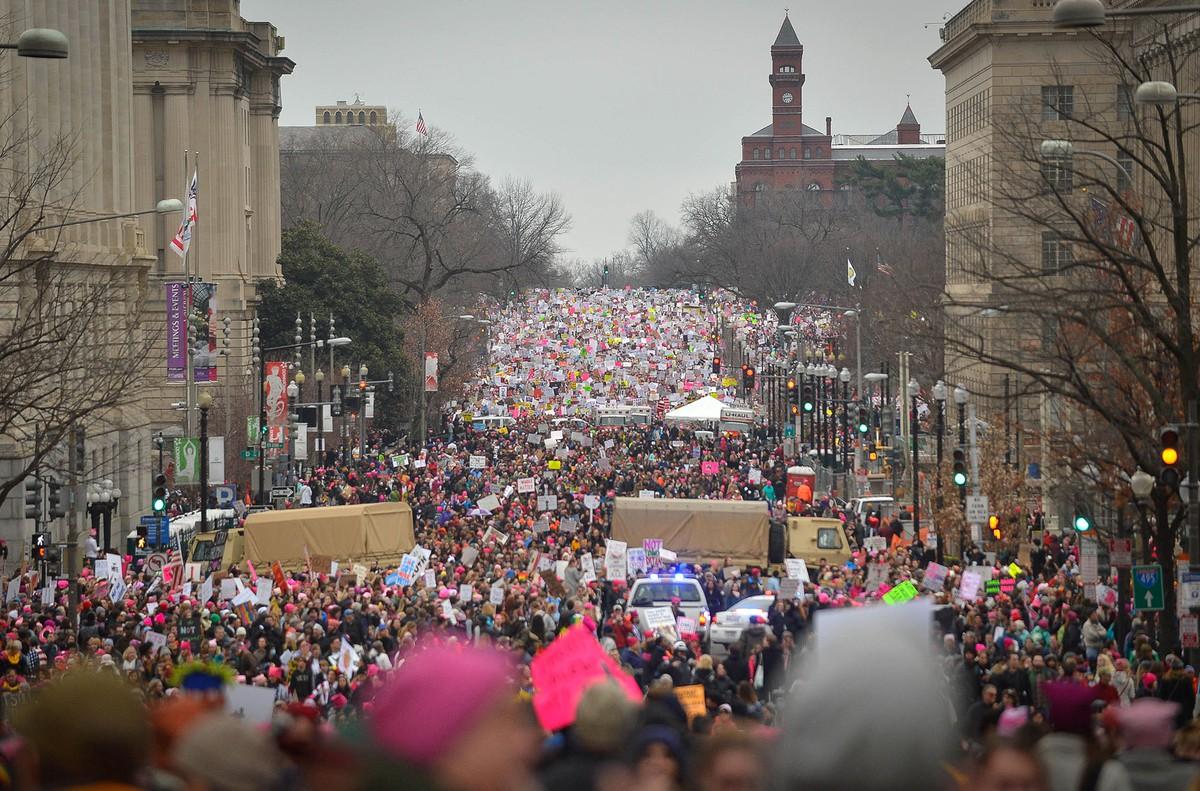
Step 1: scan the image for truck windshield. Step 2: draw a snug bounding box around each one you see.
[191,539,222,562]
[631,582,703,606]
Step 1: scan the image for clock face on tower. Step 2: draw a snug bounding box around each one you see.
[781,92,794,104]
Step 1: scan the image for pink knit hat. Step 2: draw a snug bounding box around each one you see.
[368,645,514,766]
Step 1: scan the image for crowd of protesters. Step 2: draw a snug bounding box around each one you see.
[0,289,1196,790]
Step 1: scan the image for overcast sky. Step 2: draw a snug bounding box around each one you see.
[248,0,956,263]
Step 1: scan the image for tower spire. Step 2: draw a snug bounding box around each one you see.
[773,14,801,47]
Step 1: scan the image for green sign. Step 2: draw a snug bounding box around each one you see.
[246,416,260,439]
[240,448,259,460]
[173,437,199,485]
[882,580,918,605]
[265,442,284,449]
[984,579,1001,595]
[1133,564,1165,612]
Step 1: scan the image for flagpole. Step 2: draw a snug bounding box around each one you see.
[184,150,193,440]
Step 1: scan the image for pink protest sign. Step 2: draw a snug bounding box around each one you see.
[701,461,720,475]
[530,625,641,731]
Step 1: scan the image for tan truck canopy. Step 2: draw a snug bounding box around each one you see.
[611,497,770,565]
[242,502,416,568]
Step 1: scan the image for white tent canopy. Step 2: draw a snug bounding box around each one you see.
[664,394,727,423]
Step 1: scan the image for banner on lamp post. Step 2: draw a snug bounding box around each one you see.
[264,362,288,428]
[174,437,200,485]
[294,424,307,460]
[208,436,225,482]
[165,283,189,381]
[424,353,439,392]
[190,282,219,383]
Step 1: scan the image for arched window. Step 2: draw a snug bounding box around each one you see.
[789,149,797,159]
[778,65,796,73]
[764,148,772,159]
[322,111,331,123]
[803,147,812,159]
[778,148,785,159]
[335,111,342,123]
[754,182,766,192]
[807,182,822,191]
[359,111,366,124]
[752,148,760,160]
[369,111,378,124]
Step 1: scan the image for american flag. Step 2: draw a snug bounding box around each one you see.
[416,111,428,136]
[654,397,670,420]
[169,170,198,258]
[1114,214,1139,251]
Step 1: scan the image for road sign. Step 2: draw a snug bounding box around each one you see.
[213,484,237,507]
[139,515,169,548]
[1182,572,1200,611]
[240,448,259,460]
[270,487,292,499]
[1133,564,1165,612]
[1183,616,1200,648]
[145,552,167,575]
[965,495,989,524]
[1109,538,1132,568]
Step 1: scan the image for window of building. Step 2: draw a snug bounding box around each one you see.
[778,65,796,73]
[359,111,366,124]
[335,111,343,123]
[778,148,785,159]
[807,182,822,191]
[1041,85,1074,121]
[1117,151,1134,192]
[789,148,797,159]
[322,111,331,123]
[754,182,767,192]
[1117,84,1134,121]
[369,111,378,124]
[764,148,772,159]
[803,147,811,159]
[1042,231,1073,273]
[752,148,760,160]
[1040,158,1073,191]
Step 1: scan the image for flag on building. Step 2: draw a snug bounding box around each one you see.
[169,170,198,258]
[846,257,858,287]
[876,260,895,276]
[1114,214,1140,251]
[416,111,428,136]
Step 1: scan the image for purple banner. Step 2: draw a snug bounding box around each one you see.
[166,282,187,381]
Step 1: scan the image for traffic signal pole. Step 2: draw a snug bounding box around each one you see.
[1189,399,1199,575]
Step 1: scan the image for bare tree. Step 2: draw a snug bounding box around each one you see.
[944,27,1200,648]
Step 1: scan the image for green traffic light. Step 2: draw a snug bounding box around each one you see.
[1073,515,1092,532]
[953,471,968,486]
[153,497,166,512]
[802,402,814,413]
[857,422,869,434]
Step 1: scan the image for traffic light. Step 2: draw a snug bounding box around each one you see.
[1160,425,1182,492]
[743,366,756,391]
[1073,513,1093,532]
[989,514,1001,540]
[31,532,48,561]
[136,519,148,543]
[23,477,40,521]
[46,478,64,520]
[152,473,168,514]
[712,356,722,375]
[801,384,815,413]
[867,443,879,462]
[952,448,968,487]
[73,426,85,476]
[856,405,870,435]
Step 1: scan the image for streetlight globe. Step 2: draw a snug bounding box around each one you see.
[359,364,368,378]
[295,370,306,385]
[155,198,184,214]
[839,367,851,383]
[112,488,122,500]
[1130,468,1155,498]
[286,381,299,399]
[1052,0,1107,28]
[16,28,68,59]
[932,380,947,402]
[953,385,969,406]
[906,378,920,398]
[315,368,325,382]
[1040,139,1074,159]
[1135,81,1178,106]
[197,390,213,410]
[341,365,351,380]
[773,301,796,311]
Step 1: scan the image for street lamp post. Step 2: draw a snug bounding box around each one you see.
[197,390,212,534]
[954,385,969,551]
[840,367,851,475]
[153,432,165,477]
[932,380,947,564]
[1053,0,1200,28]
[33,198,183,231]
[417,313,480,445]
[1127,468,1155,648]
[358,363,369,461]
[908,378,921,537]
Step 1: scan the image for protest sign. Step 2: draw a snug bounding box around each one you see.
[529,625,641,731]
[490,584,506,605]
[627,548,647,574]
[423,569,436,589]
[779,578,801,599]
[580,553,596,583]
[700,461,720,475]
[643,539,662,566]
[459,583,473,601]
[583,494,601,510]
[476,494,501,513]
[517,477,536,493]
[675,685,706,722]
[604,540,627,579]
[922,562,949,593]
[255,578,272,606]
[547,460,562,470]
[537,494,559,512]
[785,558,809,581]
[461,547,479,568]
[882,580,918,605]
[469,455,488,469]
[219,578,239,602]
[482,526,509,545]
[560,517,579,533]
[863,537,887,553]
[957,570,982,602]
[539,570,566,598]
[225,684,277,726]
[638,489,656,499]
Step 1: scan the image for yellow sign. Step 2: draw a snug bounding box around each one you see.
[1008,562,1023,578]
[547,460,562,470]
[674,684,706,722]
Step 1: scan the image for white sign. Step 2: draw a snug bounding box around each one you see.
[581,553,597,583]
[517,477,536,494]
[785,558,809,581]
[225,684,277,726]
[643,607,676,630]
[965,495,989,524]
[476,494,501,513]
[863,536,887,553]
[923,562,949,593]
[255,578,272,606]
[627,548,647,574]
[490,584,506,605]
[1080,539,1100,584]
[461,547,479,568]
[604,540,627,579]
[1184,616,1200,648]
[638,489,656,499]
[537,494,558,512]
[423,569,436,589]
[469,455,488,469]
[584,494,601,510]
[957,570,982,602]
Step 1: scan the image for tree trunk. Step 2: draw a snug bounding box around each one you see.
[1156,490,1179,653]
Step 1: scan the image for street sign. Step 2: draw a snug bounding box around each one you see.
[139,515,169,548]
[270,487,292,499]
[240,448,259,460]
[1182,572,1200,611]
[965,495,989,524]
[145,552,167,575]
[1109,538,1132,568]
[265,442,284,449]
[1183,616,1200,648]
[1133,564,1165,612]
[1080,539,1099,583]
[213,484,237,507]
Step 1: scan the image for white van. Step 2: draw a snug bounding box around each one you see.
[470,414,515,431]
